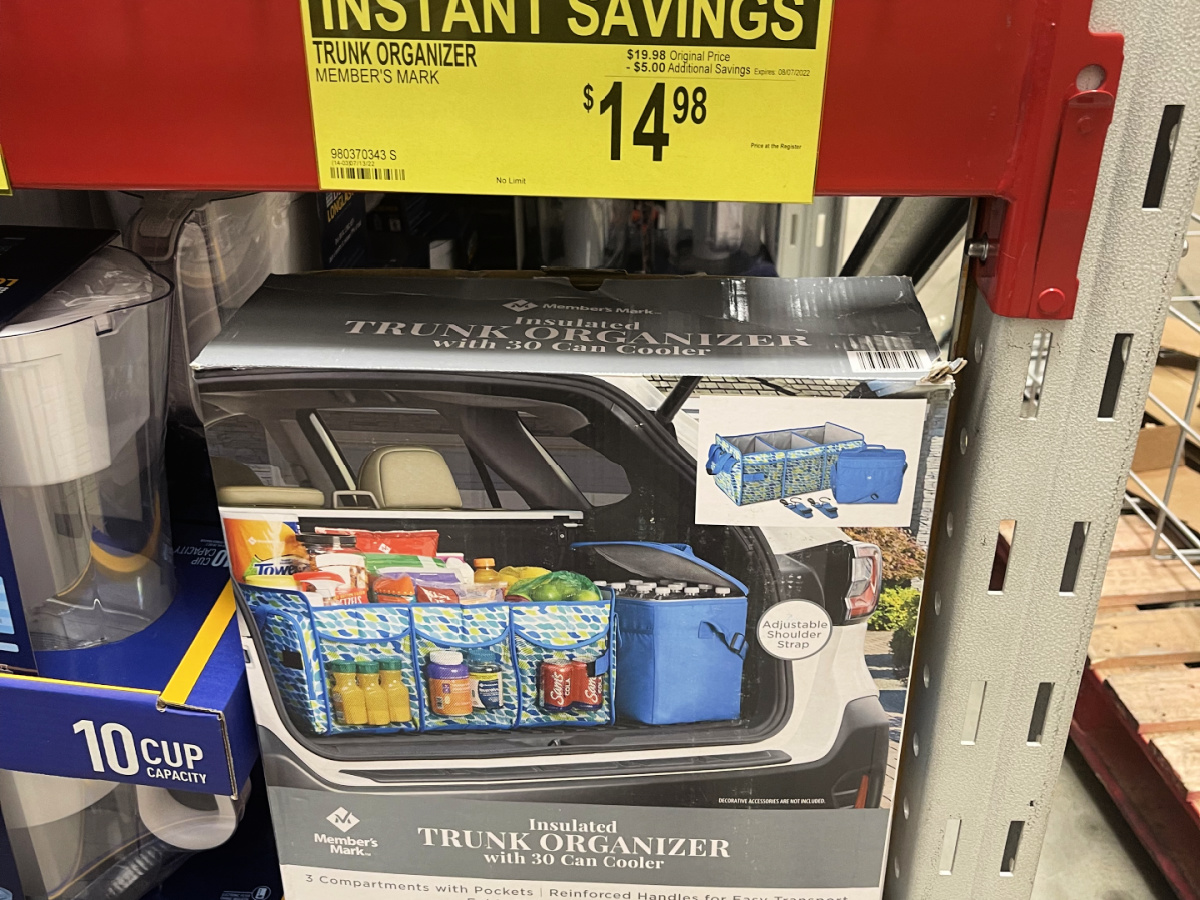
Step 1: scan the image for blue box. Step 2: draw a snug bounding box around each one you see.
[0,527,257,798]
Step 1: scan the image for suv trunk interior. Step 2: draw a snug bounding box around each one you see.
[198,372,791,762]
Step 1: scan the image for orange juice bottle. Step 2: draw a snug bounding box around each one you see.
[474,558,504,586]
[379,659,412,723]
[356,661,391,725]
[329,661,367,726]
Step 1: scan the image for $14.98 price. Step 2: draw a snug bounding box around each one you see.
[582,81,708,162]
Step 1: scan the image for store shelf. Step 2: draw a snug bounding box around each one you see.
[0,0,1108,198]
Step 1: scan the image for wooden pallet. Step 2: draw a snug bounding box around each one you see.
[1074,514,1200,900]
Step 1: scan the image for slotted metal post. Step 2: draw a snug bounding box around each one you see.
[885,0,1200,895]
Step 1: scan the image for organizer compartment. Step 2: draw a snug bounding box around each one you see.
[242,586,330,734]
[707,433,796,505]
[788,423,866,493]
[410,603,517,731]
[312,606,418,733]
[708,423,867,503]
[510,600,615,727]
[573,542,749,725]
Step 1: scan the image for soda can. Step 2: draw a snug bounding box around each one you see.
[574,660,605,710]
[540,657,574,710]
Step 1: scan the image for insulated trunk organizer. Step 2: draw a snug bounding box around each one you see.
[707,423,865,505]
[239,584,615,734]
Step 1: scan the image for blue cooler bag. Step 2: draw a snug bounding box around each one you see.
[573,541,748,725]
[831,445,908,504]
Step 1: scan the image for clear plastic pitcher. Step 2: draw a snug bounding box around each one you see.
[0,247,174,650]
[0,770,243,900]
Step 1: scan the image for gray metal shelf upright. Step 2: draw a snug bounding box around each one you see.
[886,0,1200,896]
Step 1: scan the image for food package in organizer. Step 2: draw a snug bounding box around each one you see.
[314,527,439,556]
[224,518,310,582]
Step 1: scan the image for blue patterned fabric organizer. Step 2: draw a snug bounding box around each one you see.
[410,603,517,731]
[242,587,330,734]
[510,599,614,727]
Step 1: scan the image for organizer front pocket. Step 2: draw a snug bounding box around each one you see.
[313,606,418,734]
[242,587,329,734]
[510,600,614,727]
[410,604,517,731]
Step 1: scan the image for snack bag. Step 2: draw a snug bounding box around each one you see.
[416,584,462,604]
[505,571,602,603]
[315,528,439,556]
[373,574,416,603]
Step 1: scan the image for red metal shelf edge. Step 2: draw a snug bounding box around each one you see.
[0,0,1123,318]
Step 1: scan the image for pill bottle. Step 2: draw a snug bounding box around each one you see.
[427,650,472,716]
[467,650,505,710]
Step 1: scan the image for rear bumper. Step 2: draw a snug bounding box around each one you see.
[263,696,893,809]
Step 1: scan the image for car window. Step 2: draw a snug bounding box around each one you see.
[317,407,530,510]
[205,414,310,488]
[538,435,631,506]
[317,405,631,509]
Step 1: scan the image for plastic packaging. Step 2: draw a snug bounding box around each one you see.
[0,247,174,649]
[0,769,245,900]
[120,192,319,423]
[317,527,439,556]
[505,571,602,603]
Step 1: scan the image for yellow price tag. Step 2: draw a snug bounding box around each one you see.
[300,0,833,202]
[0,144,11,196]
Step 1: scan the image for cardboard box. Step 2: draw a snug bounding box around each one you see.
[0,526,256,796]
[193,271,953,900]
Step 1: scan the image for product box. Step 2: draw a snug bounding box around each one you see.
[0,227,260,900]
[193,271,954,900]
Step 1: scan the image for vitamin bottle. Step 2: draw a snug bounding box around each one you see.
[467,650,505,710]
[379,658,412,723]
[427,650,473,716]
[356,661,391,725]
[329,660,367,726]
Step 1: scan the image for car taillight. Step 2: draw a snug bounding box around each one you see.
[845,543,882,621]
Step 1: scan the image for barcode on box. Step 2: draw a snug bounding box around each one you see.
[330,166,406,182]
[848,348,931,373]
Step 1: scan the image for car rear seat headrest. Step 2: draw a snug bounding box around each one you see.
[358,446,463,509]
[216,485,327,508]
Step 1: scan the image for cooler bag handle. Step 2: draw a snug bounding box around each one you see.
[698,620,748,659]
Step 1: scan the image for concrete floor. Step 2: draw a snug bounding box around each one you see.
[1030,744,1177,900]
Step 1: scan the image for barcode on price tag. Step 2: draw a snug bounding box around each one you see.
[329,166,406,182]
[848,348,932,373]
